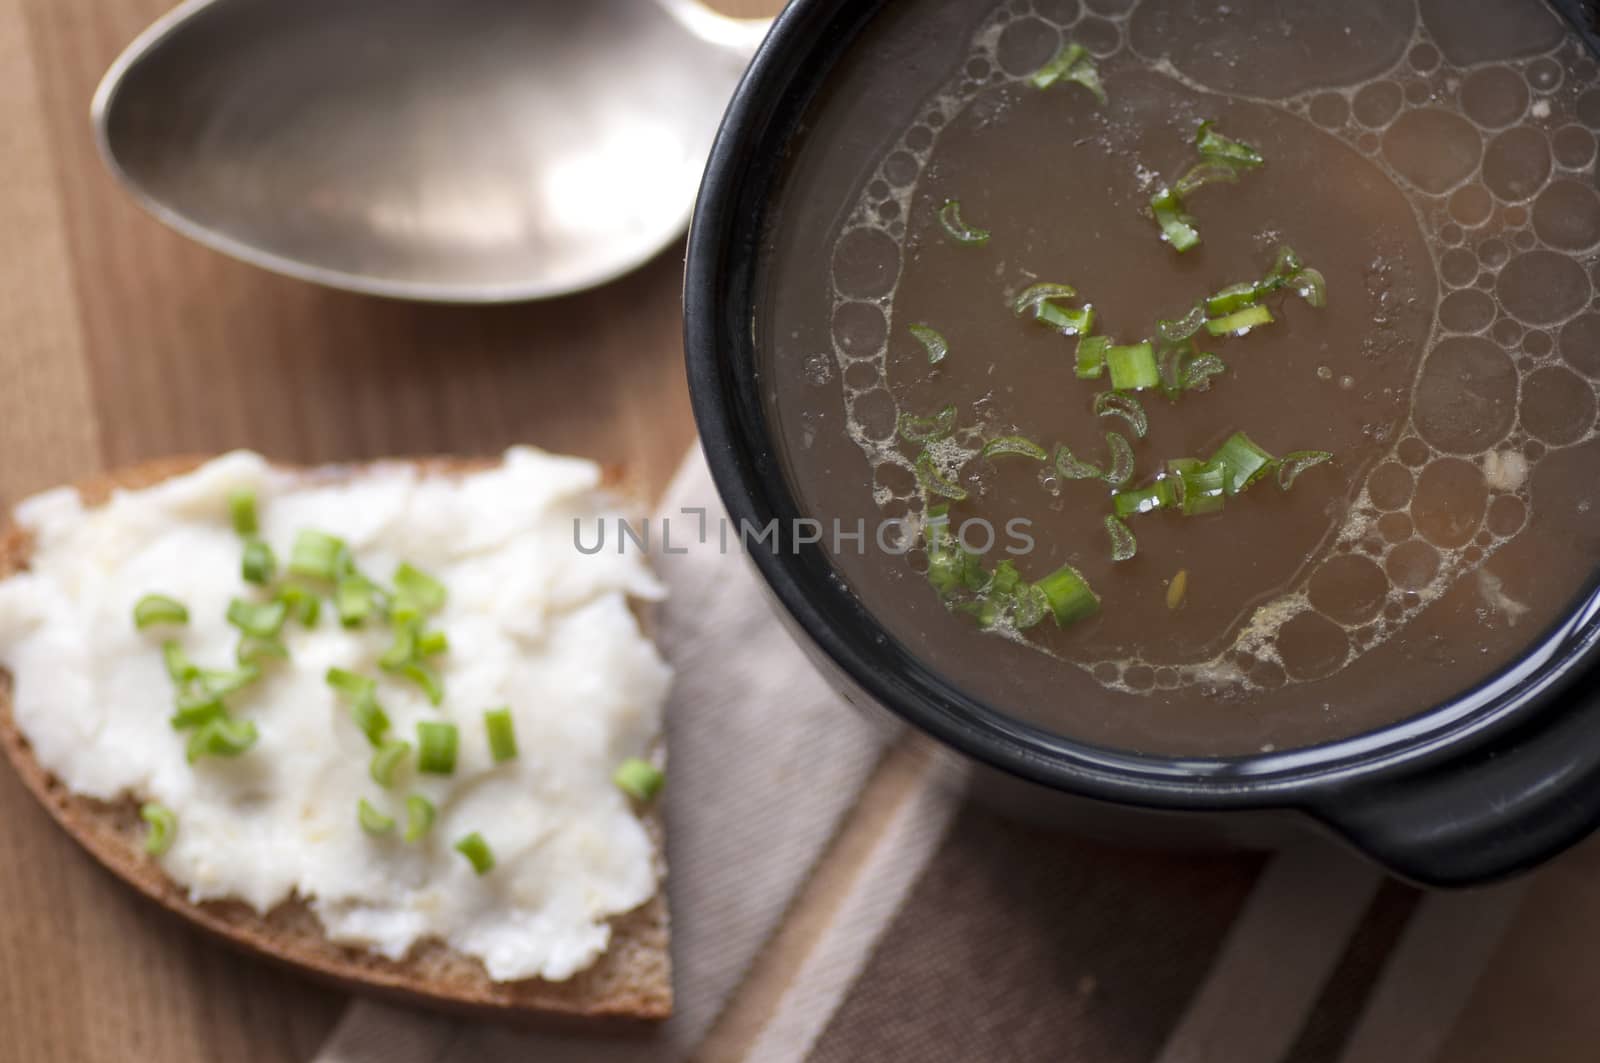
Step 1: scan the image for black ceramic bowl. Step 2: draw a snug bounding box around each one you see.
[684,0,1600,887]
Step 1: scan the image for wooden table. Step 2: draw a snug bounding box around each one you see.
[0,0,771,1056]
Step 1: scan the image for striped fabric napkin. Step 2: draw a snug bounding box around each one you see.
[315,447,1577,1063]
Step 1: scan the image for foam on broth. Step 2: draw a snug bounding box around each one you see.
[764,0,1600,753]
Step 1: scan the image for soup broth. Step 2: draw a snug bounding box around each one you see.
[759,0,1600,755]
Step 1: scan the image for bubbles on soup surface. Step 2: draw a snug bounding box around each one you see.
[1438,290,1496,333]
[1520,367,1597,446]
[1483,127,1552,202]
[1460,66,1530,129]
[1419,0,1567,66]
[815,0,1600,709]
[1552,125,1596,169]
[1355,82,1405,128]
[1412,459,1489,549]
[1498,251,1591,325]
[1383,110,1482,193]
[1386,540,1441,590]
[1559,314,1600,378]
[1309,555,1390,625]
[1412,337,1518,453]
[1126,0,1411,97]
[1532,180,1600,252]
[1276,612,1351,681]
[1448,185,1494,227]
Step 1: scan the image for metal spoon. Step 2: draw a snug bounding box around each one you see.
[92,0,769,303]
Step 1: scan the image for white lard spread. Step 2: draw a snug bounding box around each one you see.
[0,449,671,982]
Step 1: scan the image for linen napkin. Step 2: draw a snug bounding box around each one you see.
[314,445,895,1063]
[316,447,1555,1063]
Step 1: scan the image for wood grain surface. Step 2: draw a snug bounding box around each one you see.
[0,0,775,1057]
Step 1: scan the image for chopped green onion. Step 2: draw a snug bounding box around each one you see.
[1037,564,1100,627]
[1103,431,1135,487]
[1113,480,1176,518]
[1036,302,1095,337]
[1211,432,1276,495]
[379,624,417,672]
[417,630,449,657]
[613,757,666,801]
[358,798,395,836]
[956,561,1033,632]
[1174,460,1228,515]
[914,451,969,501]
[988,560,1022,598]
[454,832,494,875]
[1195,120,1264,168]
[134,594,188,630]
[241,539,276,585]
[1030,40,1084,88]
[335,577,377,627]
[1205,304,1275,336]
[1207,247,1325,317]
[1105,515,1137,562]
[1156,305,1209,344]
[1174,159,1244,198]
[981,436,1048,461]
[228,489,258,537]
[909,323,950,365]
[1012,282,1078,317]
[140,803,177,856]
[370,739,411,787]
[1206,281,1263,317]
[1289,267,1327,308]
[1029,41,1106,103]
[185,717,258,763]
[924,508,985,598]
[393,562,446,614]
[1012,281,1092,336]
[236,635,288,665]
[484,707,518,763]
[226,598,287,639]
[162,640,199,683]
[1094,393,1148,439]
[326,667,376,700]
[1076,335,1109,379]
[1179,352,1228,392]
[938,200,991,245]
[1278,450,1334,489]
[325,668,390,745]
[404,794,435,843]
[1150,188,1200,252]
[389,599,422,629]
[401,660,444,706]
[350,692,391,747]
[199,663,261,698]
[417,721,458,775]
[1054,445,1102,480]
[927,543,980,600]
[898,405,958,444]
[1270,244,1304,276]
[170,692,226,730]
[1107,342,1159,391]
[1167,569,1189,610]
[276,583,321,627]
[288,530,345,581]
[1065,59,1107,104]
[1011,584,1050,630]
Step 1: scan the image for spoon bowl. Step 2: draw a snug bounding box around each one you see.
[93,0,766,302]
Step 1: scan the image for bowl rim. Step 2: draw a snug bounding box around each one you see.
[683,0,1600,811]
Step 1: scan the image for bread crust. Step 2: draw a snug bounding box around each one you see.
[0,456,670,1029]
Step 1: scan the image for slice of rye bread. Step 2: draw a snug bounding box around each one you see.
[0,456,671,1029]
